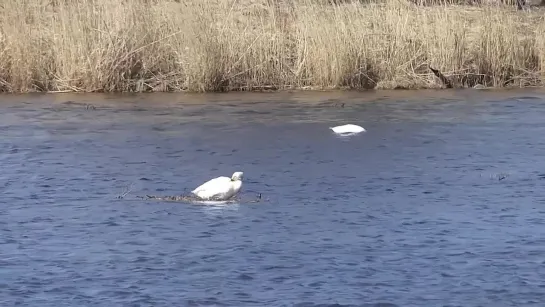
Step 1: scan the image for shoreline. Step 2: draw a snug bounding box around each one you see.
[3,86,545,98]
[3,84,544,95]
[1,0,544,93]
[2,86,545,110]
[3,74,544,94]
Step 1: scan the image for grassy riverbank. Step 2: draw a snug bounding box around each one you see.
[0,0,544,93]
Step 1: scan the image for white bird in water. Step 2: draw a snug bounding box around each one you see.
[191,171,244,201]
[329,124,366,135]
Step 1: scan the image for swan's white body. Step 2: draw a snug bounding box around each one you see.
[329,124,366,135]
[191,172,243,201]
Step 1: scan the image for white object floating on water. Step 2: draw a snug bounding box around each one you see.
[329,124,366,135]
[191,171,244,201]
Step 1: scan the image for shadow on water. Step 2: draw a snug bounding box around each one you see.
[2,88,545,306]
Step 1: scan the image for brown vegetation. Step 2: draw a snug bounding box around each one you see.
[0,0,544,93]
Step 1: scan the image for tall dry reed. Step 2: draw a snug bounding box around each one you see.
[0,0,543,92]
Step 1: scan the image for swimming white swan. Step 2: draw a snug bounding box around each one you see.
[329,124,366,135]
[191,172,244,201]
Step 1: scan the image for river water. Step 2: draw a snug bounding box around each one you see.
[1,89,545,306]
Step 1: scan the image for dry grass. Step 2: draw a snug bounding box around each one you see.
[0,0,544,92]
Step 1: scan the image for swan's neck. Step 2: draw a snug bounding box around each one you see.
[232,180,242,190]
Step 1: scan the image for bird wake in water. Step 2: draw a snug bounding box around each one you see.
[137,192,264,204]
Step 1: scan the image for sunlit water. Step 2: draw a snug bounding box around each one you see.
[2,90,545,307]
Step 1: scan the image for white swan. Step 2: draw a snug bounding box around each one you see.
[191,172,244,200]
[329,124,366,135]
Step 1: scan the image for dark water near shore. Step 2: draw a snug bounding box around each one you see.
[2,89,545,307]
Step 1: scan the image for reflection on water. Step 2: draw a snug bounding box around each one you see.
[2,89,545,307]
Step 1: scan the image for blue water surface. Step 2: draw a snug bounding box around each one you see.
[1,90,545,307]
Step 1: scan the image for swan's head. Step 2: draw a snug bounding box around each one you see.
[231,172,244,181]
